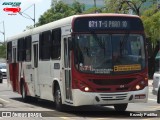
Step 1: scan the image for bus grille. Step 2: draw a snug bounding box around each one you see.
[89,78,135,86]
[100,93,128,101]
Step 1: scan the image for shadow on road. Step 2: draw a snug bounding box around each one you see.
[10,97,160,118]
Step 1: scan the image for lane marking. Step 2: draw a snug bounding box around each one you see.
[60,117,74,120]
[148,98,156,101]
[0,97,9,103]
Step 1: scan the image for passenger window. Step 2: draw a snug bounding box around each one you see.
[25,36,32,62]
[7,42,12,63]
[39,31,51,60]
[18,38,25,61]
[51,28,61,59]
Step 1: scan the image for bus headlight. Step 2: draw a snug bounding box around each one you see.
[74,79,94,92]
[131,79,147,91]
[136,85,140,90]
[84,87,89,92]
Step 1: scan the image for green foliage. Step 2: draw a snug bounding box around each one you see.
[37,1,85,26]
[0,44,6,58]
[141,5,160,45]
[104,0,124,13]
[72,1,85,13]
[83,7,102,14]
[104,0,147,15]
[104,0,160,45]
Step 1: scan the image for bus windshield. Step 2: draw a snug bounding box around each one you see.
[74,34,145,74]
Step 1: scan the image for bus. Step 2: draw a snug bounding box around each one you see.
[6,13,148,111]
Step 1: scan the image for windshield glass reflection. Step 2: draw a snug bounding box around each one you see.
[74,34,145,74]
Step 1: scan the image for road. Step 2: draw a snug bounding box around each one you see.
[0,79,159,120]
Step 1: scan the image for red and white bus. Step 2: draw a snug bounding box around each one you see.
[6,13,148,111]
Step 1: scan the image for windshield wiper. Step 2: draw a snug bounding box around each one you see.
[91,32,105,49]
[120,34,129,48]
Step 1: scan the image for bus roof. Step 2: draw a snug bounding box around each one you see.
[6,13,140,42]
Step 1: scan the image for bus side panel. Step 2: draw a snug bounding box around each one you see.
[24,62,35,97]
[9,63,20,93]
[38,61,53,101]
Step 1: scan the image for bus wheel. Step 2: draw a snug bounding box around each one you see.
[54,86,63,111]
[0,79,3,83]
[157,87,160,103]
[21,82,29,102]
[114,103,128,111]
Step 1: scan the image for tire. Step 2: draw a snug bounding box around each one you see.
[114,103,128,111]
[21,82,29,102]
[157,87,160,104]
[54,85,64,111]
[0,79,2,83]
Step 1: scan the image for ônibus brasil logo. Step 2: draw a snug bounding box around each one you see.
[2,2,21,15]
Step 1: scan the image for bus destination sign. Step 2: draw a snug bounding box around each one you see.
[73,17,144,32]
[88,20,129,29]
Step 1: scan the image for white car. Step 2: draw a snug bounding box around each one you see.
[0,63,7,78]
[153,73,160,103]
[152,72,160,95]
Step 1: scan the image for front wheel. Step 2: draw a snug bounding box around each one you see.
[114,103,128,111]
[54,86,64,111]
[0,79,3,83]
[157,87,160,103]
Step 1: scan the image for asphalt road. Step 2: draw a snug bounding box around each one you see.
[0,79,159,120]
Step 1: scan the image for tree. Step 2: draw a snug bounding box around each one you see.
[142,5,160,44]
[0,43,6,58]
[104,0,121,13]
[120,0,147,16]
[37,1,85,26]
[72,1,85,14]
[104,0,147,16]
[141,5,160,78]
[37,2,73,26]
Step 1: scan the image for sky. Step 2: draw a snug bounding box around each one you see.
[0,0,51,42]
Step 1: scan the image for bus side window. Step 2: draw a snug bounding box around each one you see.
[25,36,31,62]
[39,30,51,61]
[7,42,12,63]
[17,38,25,62]
[51,28,61,59]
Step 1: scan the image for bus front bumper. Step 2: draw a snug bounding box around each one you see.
[72,86,148,106]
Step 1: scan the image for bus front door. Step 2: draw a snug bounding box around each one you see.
[63,37,73,103]
[32,41,40,97]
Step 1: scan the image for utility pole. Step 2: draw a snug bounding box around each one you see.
[0,21,5,43]
[94,0,97,13]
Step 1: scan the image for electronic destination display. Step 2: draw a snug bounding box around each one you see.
[73,16,144,32]
[88,20,129,29]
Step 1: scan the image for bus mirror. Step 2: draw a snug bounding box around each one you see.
[68,37,72,50]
